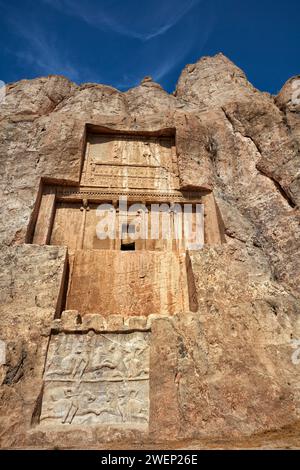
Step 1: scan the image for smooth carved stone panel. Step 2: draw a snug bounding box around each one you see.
[50,202,84,252]
[66,250,190,316]
[40,332,150,426]
[81,134,179,191]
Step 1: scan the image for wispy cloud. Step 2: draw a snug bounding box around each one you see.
[13,27,80,81]
[42,0,202,41]
[0,0,216,90]
[3,11,96,83]
[120,0,215,86]
[40,0,213,87]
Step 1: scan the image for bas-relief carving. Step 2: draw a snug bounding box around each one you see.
[88,136,173,168]
[82,135,179,190]
[40,332,150,426]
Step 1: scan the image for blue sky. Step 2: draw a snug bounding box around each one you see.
[0,0,299,94]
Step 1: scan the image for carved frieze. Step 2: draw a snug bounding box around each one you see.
[81,134,179,190]
[40,331,150,426]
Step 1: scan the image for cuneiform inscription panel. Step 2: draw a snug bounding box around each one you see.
[40,332,150,426]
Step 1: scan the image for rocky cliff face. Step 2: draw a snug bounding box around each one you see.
[0,54,300,448]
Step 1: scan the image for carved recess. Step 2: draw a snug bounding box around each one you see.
[40,331,150,426]
[81,134,179,191]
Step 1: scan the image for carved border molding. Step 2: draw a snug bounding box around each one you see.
[50,186,205,203]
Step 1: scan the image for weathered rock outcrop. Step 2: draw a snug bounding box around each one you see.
[0,53,299,449]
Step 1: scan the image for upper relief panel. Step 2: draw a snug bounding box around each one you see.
[81,133,179,191]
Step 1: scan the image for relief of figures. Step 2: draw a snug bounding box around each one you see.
[83,135,178,190]
[40,332,150,426]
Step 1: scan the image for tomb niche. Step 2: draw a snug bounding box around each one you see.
[28,128,224,428]
[29,129,224,319]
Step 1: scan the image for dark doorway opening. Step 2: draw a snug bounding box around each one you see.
[121,242,135,251]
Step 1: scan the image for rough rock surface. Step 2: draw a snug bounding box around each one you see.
[0,54,300,448]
